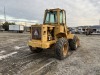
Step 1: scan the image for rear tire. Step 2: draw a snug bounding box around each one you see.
[55,38,69,60]
[29,46,43,53]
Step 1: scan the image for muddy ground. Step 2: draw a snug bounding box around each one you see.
[0,32,100,75]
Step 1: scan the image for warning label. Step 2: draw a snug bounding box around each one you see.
[34,30,38,35]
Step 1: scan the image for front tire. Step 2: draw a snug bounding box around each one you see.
[69,35,79,50]
[55,38,69,60]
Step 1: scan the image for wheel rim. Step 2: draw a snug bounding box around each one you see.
[76,42,78,48]
[76,40,80,48]
[63,43,68,57]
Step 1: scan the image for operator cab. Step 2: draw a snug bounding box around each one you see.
[43,8,66,25]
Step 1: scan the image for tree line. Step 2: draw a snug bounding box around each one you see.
[1,22,15,31]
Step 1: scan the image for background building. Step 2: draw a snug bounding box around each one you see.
[0,19,38,31]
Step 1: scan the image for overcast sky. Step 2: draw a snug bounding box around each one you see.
[0,0,100,27]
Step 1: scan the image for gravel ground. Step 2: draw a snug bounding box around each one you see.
[0,32,100,75]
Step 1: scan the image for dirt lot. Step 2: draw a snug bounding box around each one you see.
[0,32,100,75]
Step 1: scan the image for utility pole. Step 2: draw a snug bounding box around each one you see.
[99,20,100,25]
[4,6,6,22]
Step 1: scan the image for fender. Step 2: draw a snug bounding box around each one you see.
[56,32,75,40]
[67,33,75,40]
[56,33,67,38]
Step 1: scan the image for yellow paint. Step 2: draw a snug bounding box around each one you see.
[28,8,80,49]
[28,40,55,48]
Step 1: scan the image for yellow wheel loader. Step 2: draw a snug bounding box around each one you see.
[28,8,80,60]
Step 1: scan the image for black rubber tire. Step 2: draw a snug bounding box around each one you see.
[69,35,78,50]
[55,38,69,60]
[29,46,43,53]
[35,48,43,53]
